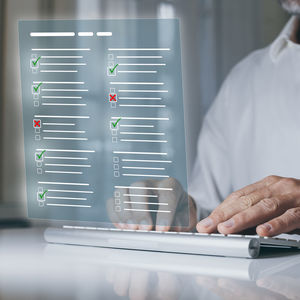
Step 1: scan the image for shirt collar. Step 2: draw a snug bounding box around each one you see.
[269,16,298,62]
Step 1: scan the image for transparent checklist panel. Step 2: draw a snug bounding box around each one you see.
[19,19,189,228]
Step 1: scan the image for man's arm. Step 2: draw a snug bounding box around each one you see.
[189,73,234,221]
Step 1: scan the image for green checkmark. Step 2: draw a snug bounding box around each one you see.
[109,64,118,74]
[33,82,43,92]
[36,150,46,160]
[32,56,41,66]
[112,118,121,128]
[39,190,48,200]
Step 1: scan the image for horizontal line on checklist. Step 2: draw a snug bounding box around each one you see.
[45,163,91,167]
[42,96,82,99]
[45,156,88,160]
[48,189,93,194]
[43,137,88,141]
[120,132,164,135]
[78,32,94,36]
[96,32,112,36]
[119,104,166,108]
[47,196,87,200]
[41,56,83,58]
[108,48,170,51]
[120,125,154,128]
[42,103,86,106]
[122,174,170,178]
[30,32,75,37]
[110,82,164,85]
[34,81,84,85]
[124,208,170,213]
[32,48,90,51]
[118,90,168,93]
[122,166,165,170]
[119,63,165,66]
[45,171,83,175]
[43,122,75,126]
[122,159,172,163]
[36,149,95,153]
[38,181,89,186]
[40,63,86,66]
[124,201,167,206]
[123,194,158,198]
[117,56,162,59]
[42,130,85,133]
[40,70,78,73]
[115,185,172,191]
[118,70,157,74]
[113,151,167,155]
[41,89,88,92]
[119,97,161,100]
[47,203,91,208]
[34,115,90,119]
[111,117,169,121]
[120,139,167,143]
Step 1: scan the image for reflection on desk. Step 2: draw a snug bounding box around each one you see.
[0,228,299,300]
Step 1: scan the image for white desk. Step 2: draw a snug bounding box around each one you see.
[0,228,299,300]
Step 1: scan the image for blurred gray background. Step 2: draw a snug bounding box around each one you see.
[0,0,289,218]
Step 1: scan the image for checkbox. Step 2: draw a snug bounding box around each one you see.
[33,93,39,99]
[33,119,41,129]
[32,85,40,95]
[115,206,121,212]
[111,129,118,136]
[112,137,118,143]
[108,61,114,68]
[38,202,45,207]
[37,168,42,174]
[30,59,39,70]
[110,102,116,108]
[113,156,119,163]
[107,67,117,77]
[115,198,121,205]
[110,122,119,130]
[33,101,39,107]
[114,171,120,177]
[35,135,41,141]
[108,54,114,60]
[113,164,119,170]
[110,88,116,94]
[35,128,40,134]
[36,161,42,167]
[32,68,38,74]
[114,191,121,198]
[109,93,118,103]
[38,187,43,193]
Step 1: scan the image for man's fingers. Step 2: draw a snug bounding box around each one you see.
[155,178,182,231]
[128,270,149,300]
[128,181,153,230]
[197,188,273,233]
[114,188,136,229]
[217,195,293,234]
[256,207,300,237]
[172,196,197,232]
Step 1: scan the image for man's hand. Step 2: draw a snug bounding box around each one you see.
[197,175,300,236]
[107,178,197,232]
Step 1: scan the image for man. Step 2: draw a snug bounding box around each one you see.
[110,0,300,236]
[191,0,300,236]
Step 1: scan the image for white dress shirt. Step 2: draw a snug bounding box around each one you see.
[189,17,300,219]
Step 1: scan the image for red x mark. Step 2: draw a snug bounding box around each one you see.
[109,94,117,102]
[33,119,41,128]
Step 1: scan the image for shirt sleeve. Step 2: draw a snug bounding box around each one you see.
[188,74,234,221]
